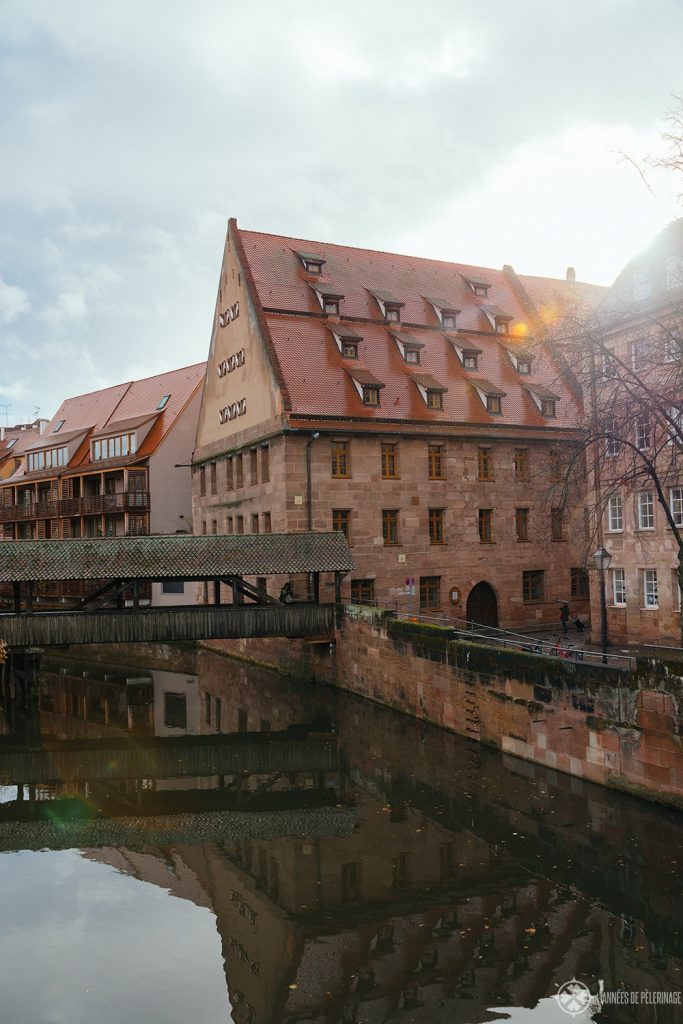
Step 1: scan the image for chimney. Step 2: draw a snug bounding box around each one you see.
[0,427,4,441]
[566,266,576,284]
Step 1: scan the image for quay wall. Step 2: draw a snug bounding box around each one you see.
[205,605,683,809]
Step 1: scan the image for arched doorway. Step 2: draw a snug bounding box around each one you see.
[466,581,499,627]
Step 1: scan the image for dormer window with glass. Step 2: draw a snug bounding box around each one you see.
[26,445,68,472]
[502,344,534,375]
[369,289,405,324]
[480,305,513,335]
[348,368,385,408]
[329,324,363,359]
[470,379,506,416]
[295,250,326,276]
[310,281,344,316]
[462,274,491,298]
[93,432,138,460]
[424,296,461,329]
[525,385,559,419]
[410,373,448,411]
[389,329,425,366]
[448,337,482,370]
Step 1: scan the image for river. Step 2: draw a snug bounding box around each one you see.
[0,646,681,1023]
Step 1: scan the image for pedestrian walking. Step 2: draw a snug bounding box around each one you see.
[560,603,569,635]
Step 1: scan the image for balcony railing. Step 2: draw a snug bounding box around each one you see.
[0,491,150,523]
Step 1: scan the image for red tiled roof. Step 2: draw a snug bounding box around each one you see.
[238,227,585,431]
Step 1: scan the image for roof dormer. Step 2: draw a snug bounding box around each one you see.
[410,373,448,410]
[500,343,534,375]
[461,274,491,297]
[424,295,461,329]
[525,385,559,418]
[310,281,344,316]
[348,368,385,407]
[447,337,482,370]
[294,249,326,275]
[480,305,513,334]
[329,323,363,359]
[389,329,425,365]
[369,288,404,323]
[470,378,507,415]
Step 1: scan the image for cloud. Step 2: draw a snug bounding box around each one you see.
[0,277,30,323]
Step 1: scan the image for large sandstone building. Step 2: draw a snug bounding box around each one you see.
[193,220,602,629]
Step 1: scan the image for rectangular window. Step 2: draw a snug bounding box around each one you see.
[605,419,619,457]
[478,508,493,544]
[235,454,243,488]
[341,862,361,903]
[637,491,654,530]
[602,347,617,379]
[251,514,259,534]
[523,570,545,603]
[486,394,502,414]
[332,508,351,542]
[478,447,493,480]
[342,341,358,358]
[210,462,217,495]
[550,508,565,541]
[226,516,233,534]
[262,511,272,533]
[427,390,443,410]
[428,444,445,480]
[199,465,206,497]
[612,568,626,606]
[162,580,185,595]
[670,487,683,527]
[211,519,217,535]
[164,693,187,730]
[260,445,270,482]
[514,448,529,479]
[632,337,648,369]
[249,448,258,485]
[226,457,233,490]
[382,509,399,546]
[672,569,681,611]
[362,385,381,406]
[515,507,529,542]
[419,575,441,612]
[236,515,244,534]
[541,398,556,417]
[331,441,350,478]
[570,568,589,598]
[642,569,658,608]
[351,579,375,604]
[607,494,623,532]
[381,443,399,479]
[635,415,650,450]
[428,508,446,545]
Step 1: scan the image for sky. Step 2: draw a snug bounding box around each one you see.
[1,0,682,422]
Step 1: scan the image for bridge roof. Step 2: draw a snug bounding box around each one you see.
[0,532,354,582]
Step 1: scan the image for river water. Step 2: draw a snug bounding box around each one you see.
[0,646,681,1024]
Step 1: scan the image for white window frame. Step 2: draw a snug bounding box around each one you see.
[634,414,650,450]
[670,487,683,528]
[607,494,623,532]
[637,491,655,530]
[611,568,626,607]
[631,337,648,370]
[642,569,658,609]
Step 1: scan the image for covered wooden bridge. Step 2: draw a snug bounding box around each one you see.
[0,532,354,647]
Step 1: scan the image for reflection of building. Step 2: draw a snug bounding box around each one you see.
[0,364,205,605]
[193,221,597,628]
[589,220,683,644]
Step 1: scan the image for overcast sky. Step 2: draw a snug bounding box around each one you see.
[1,0,682,422]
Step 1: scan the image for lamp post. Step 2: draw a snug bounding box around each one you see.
[593,545,612,664]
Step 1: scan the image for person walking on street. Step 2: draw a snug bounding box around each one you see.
[560,603,569,635]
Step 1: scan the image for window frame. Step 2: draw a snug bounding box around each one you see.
[381,442,399,480]
[642,568,658,608]
[515,507,529,542]
[428,507,446,545]
[382,508,400,546]
[428,443,445,480]
[478,508,493,544]
[331,440,350,479]
[478,447,493,480]
[611,568,626,607]
[637,491,655,531]
[419,575,441,612]
[332,508,352,543]
[522,569,545,603]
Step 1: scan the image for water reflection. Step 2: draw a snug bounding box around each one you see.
[0,648,681,1023]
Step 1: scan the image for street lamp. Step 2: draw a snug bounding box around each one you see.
[593,545,612,664]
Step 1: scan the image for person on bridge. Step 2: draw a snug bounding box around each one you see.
[279,582,294,603]
[560,603,569,635]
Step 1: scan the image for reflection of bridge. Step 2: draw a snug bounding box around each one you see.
[0,532,353,646]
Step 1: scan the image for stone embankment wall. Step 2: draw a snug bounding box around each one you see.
[208,606,683,809]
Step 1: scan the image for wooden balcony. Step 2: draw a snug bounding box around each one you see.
[0,491,150,523]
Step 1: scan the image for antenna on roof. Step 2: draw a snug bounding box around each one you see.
[0,404,10,427]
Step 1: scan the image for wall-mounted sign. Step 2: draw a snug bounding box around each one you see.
[217,348,245,378]
[219,398,247,424]
[449,586,461,606]
[218,301,239,327]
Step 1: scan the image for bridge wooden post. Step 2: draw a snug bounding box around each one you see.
[26,582,34,613]
[116,581,124,610]
[313,572,320,603]
[334,571,342,603]
[213,580,221,605]
[132,581,139,610]
[13,582,21,613]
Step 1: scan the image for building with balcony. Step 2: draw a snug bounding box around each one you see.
[0,363,206,605]
[192,220,604,629]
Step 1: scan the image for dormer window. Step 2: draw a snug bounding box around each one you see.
[462,275,491,298]
[363,385,381,406]
[52,419,65,433]
[405,348,420,365]
[311,281,344,316]
[496,319,508,334]
[410,373,448,410]
[502,344,534,375]
[349,369,384,407]
[470,378,506,416]
[517,359,531,375]
[295,250,327,275]
[448,337,481,370]
[389,329,425,366]
[525,385,559,419]
[463,353,478,370]
[474,285,488,297]
[424,296,461,328]
[481,305,513,335]
[329,324,363,358]
[443,314,457,329]
[369,289,405,324]
[342,341,358,358]
[427,390,443,410]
